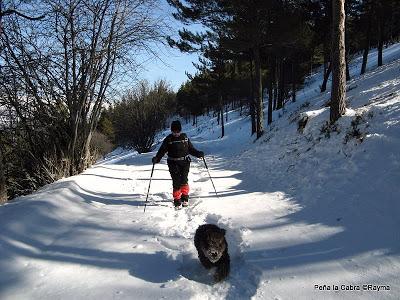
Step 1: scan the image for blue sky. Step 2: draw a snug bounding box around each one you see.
[137,1,201,91]
[138,45,199,92]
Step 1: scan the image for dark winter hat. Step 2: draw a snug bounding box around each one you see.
[171,120,182,132]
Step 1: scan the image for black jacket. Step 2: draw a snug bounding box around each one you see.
[155,133,202,161]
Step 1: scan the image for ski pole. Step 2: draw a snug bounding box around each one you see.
[202,156,219,197]
[144,163,155,213]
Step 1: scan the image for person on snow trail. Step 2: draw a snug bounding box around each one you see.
[152,120,204,210]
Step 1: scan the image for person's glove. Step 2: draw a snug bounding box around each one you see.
[152,157,160,164]
[197,151,204,158]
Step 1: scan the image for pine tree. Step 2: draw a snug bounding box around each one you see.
[168,0,268,138]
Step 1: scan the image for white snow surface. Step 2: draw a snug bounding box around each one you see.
[1,44,400,300]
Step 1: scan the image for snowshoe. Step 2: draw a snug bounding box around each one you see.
[173,199,181,210]
[181,195,189,207]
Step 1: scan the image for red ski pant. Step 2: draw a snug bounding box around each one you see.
[172,184,189,200]
[168,160,190,200]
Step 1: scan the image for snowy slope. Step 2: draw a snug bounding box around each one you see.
[1,44,400,300]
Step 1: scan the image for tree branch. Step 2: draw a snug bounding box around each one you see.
[1,9,45,20]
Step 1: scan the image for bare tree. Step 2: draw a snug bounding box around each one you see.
[2,0,164,170]
[0,0,46,202]
[44,0,165,173]
[0,0,45,36]
[0,0,166,199]
[330,0,346,123]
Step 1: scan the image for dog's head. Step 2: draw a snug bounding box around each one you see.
[201,227,227,263]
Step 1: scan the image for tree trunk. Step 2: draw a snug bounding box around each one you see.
[268,60,274,125]
[346,53,350,81]
[378,10,385,67]
[388,5,394,43]
[253,46,264,138]
[0,151,7,204]
[219,95,225,138]
[330,0,347,123]
[80,130,93,173]
[249,59,256,135]
[292,62,296,102]
[323,48,329,78]
[361,11,372,75]
[69,121,79,175]
[345,1,350,82]
[321,63,332,93]
[277,58,285,109]
[273,56,278,109]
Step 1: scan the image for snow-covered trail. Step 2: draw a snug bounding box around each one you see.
[1,43,400,300]
[0,148,263,299]
[2,141,397,300]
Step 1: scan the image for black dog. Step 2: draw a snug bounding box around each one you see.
[194,224,230,282]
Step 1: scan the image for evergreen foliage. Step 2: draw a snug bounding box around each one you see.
[168,0,400,132]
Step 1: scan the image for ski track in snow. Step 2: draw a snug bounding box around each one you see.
[136,158,261,299]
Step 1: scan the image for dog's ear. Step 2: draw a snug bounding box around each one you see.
[220,228,226,236]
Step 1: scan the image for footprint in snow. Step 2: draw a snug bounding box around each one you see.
[194,177,209,183]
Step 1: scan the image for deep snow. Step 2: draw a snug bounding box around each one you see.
[1,43,400,300]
